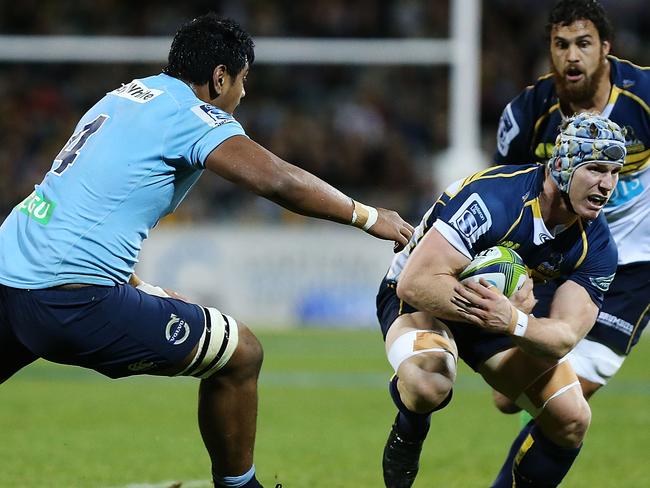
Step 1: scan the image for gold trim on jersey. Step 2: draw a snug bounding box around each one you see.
[609,55,650,71]
[574,219,589,270]
[498,199,538,242]
[464,166,539,187]
[617,88,650,116]
[607,85,623,106]
[626,302,650,354]
[620,149,650,175]
[533,103,560,147]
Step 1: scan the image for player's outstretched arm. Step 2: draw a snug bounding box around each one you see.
[205,135,414,249]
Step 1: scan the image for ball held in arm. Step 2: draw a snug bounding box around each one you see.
[458,245,528,297]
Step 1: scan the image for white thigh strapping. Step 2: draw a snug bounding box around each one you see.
[176,307,239,379]
[387,330,455,372]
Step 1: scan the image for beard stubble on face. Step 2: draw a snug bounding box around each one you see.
[552,52,607,106]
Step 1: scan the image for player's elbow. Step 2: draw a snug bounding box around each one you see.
[545,335,577,360]
[396,276,418,306]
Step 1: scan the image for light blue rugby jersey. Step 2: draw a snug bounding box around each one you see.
[0,73,246,288]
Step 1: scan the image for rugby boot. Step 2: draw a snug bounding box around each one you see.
[382,422,424,488]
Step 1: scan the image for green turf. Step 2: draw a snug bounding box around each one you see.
[1,329,648,487]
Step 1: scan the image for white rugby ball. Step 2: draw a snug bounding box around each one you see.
[458,246,528,297]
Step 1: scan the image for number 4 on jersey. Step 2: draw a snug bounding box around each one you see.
[51,114,109,175]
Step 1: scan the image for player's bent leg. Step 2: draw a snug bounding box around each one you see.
[382,312,458,488]
[0,325,38,384]
[165,309,265,488]
[481,348,588,487]
[385,312,458,413]
[492,388,522,414]
[198,320,264,488]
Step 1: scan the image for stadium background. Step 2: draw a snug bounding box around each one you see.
[2,0,650,327]
[0,1,649,487]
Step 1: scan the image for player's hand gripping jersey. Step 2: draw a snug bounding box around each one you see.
[0,74,246,288]
[387,164,617,310]
[495,56,650,266]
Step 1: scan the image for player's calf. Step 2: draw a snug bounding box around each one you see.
[196,319,265,488]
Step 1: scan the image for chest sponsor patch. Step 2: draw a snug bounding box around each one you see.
[449,193,492,242]
[497,103,520,157]
[110,80,163,103]
[192,104,236,127]
[17,191,56,225]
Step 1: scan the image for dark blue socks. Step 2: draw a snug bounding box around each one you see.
[388,375,432,441]
[491,420,581,487]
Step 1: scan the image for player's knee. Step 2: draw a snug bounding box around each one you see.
[224,322,264,381]
[558,399,591,447]
[542,396,591,448]
[400,370,453,413]
[493,389,521,414]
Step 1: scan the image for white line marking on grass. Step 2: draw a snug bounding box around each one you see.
[104,480,211,488]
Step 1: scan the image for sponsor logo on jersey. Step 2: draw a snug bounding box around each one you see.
[590,273,615,292]
[110,80,163,103]
[607,174,644,207]
[449,193,492,242]
[127,359,156,372]
[166,313,190,345]
[597,311,634,335]
[192,104,236,127]
[497,104,520,157]
[17,191,56,225]
[622,79,636,89]
[499,240,521,250]
[533,252,564,277]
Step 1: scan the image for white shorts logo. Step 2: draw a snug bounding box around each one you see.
[166,314,190,345]
[497,103,520,157]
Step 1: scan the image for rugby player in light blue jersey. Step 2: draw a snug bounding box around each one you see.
[376,114,625,488]
[0,14,413,488]
[493,1,650,482]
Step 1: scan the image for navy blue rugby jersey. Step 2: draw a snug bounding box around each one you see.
[386,164,618,308]
[494,56,650,265]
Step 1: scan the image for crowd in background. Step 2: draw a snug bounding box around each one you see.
[1,0,648,223]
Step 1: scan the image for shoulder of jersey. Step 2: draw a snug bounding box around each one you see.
[610,56,650,94]
[454,165,540,204]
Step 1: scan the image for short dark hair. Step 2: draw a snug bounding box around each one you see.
[546,0,613,43]
[164,13,255,84]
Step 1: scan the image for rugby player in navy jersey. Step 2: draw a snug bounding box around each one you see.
[493,0,650,471]
[377,113,625,488]
[0,14,414,488]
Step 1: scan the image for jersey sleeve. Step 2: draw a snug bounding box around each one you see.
[494,87,538,165]
[431,180,507,259]
[165,102,247,168]
[566,226,618,309]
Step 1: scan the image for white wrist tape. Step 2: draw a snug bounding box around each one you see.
[511,308,529,337]
[351,200,379,231]
[136,281,170,298]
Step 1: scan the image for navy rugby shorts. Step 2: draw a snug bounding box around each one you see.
[376,277,514,371]
[0,283,210,378]
[532,262,650,355]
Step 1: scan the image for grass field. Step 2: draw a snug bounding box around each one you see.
[1,329,648,488]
